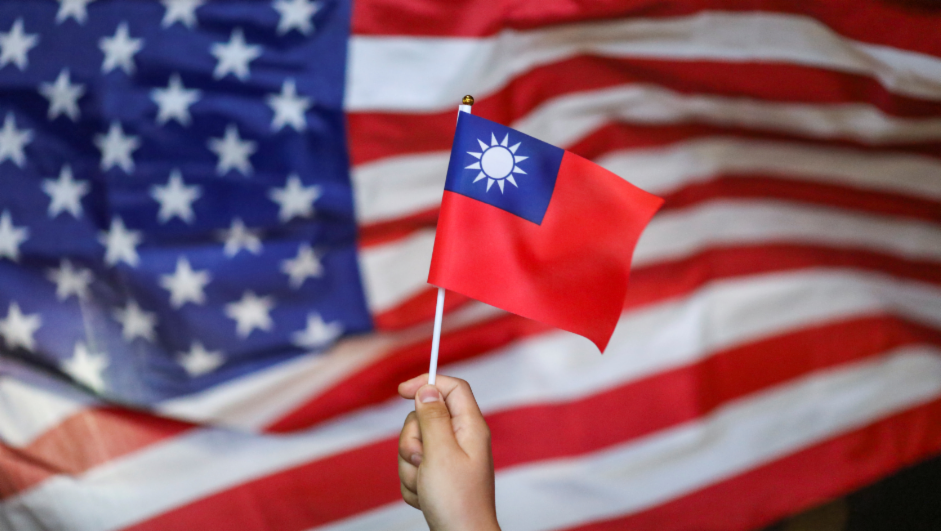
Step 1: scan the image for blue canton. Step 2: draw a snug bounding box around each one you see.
[444,112,563,225]
[0,0,372,404]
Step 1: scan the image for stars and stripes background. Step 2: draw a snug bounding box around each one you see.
[0,0,940,530]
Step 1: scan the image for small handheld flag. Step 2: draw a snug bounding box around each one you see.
[428,97,663,361]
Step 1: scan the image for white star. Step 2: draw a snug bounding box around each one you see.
[211,28,261,81]
[292,312,342,350]
[178,341,224,377]
[0,113,32,168]
[225,291,274,338]
[94,121,140,173]
[113,300,157,342]
[273,0,319,35]
[0,302,41,351]
[281,243,322,289]
[160,256,210,308]
[39,69,86,121]
[266,78,311,132]
[0,210,28,261]
[57,0,96,25]
[269,174,321,222]
[161,0,205,29]
[43,165,89,218]
[220,218,262,257]
[99,217,142,267]
[151,73,201,126]
[47,259,93,301]
[0,19,39,71]
[207,124,256,176]
[151,169,201,224]
[62,342,108,393]
[99,22,143,75]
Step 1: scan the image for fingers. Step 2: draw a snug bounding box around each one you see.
[399,454,418,500]
[399,412,421,509]
[400,374,491,457]
[400,479,420,509]
[397,373,428,399]
[400,374,486,426]
[399,411,423,465]
[414,384,462,458]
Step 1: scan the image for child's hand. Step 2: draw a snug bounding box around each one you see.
[398,374,501,531]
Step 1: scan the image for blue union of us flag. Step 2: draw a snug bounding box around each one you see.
[2,1,941,530]
[0,0,371,404]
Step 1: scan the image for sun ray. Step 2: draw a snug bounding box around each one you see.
[468,129,530,193]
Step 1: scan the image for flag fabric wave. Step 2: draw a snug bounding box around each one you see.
[2,1,941,530]
[429,111,662,351]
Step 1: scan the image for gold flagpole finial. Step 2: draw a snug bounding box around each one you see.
[462,95,475,106]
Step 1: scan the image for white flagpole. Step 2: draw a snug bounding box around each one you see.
[428,95,475,386]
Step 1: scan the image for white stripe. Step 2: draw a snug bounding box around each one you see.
[4,270,939,529]
[352,129,941,228]
[158,301,504,430]
[360,229,436,313]
[513,84,941,148]
[346,12,941,112]
[0,376,92,448]
[353,152,450,226]
[598,137,941,200]
[359,200,941,313]
[450,271,941,414]
[317,346,941,531]
[633,200,941,266]
[157,341,393,430]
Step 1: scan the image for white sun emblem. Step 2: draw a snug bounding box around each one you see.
[465,132,529,193]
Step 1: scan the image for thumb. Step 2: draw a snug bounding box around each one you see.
[414,385,460,458]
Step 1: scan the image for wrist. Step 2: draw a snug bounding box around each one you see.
[428,511,500,531]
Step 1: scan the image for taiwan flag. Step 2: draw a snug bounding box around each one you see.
[428,112,663,352]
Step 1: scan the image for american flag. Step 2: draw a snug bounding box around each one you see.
[1,0,940,529]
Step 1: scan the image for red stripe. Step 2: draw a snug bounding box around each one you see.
[358,207,440,249]
[122,437,401,531]
[277,255,941,431]
[627,245,941,312]
[124,317,941,530]
[567,122,941,165]
[349,55,941,165]
[0,407,193,499]
[657,175,941,223]
[359,175,941,248]
[266,313,550,432]
[352,0,941,58]
[491,317,941,468]
[280,242,941,425]
[562,398,941,531]
[372,286,471,331]
[368,241,941,334]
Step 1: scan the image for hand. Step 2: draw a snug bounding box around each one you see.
[398,374,500,531]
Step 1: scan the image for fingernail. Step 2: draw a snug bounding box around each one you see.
[410,453,422,466]
[418,387,440,403]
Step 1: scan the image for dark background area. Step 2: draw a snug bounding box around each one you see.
[763,453,941,531]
